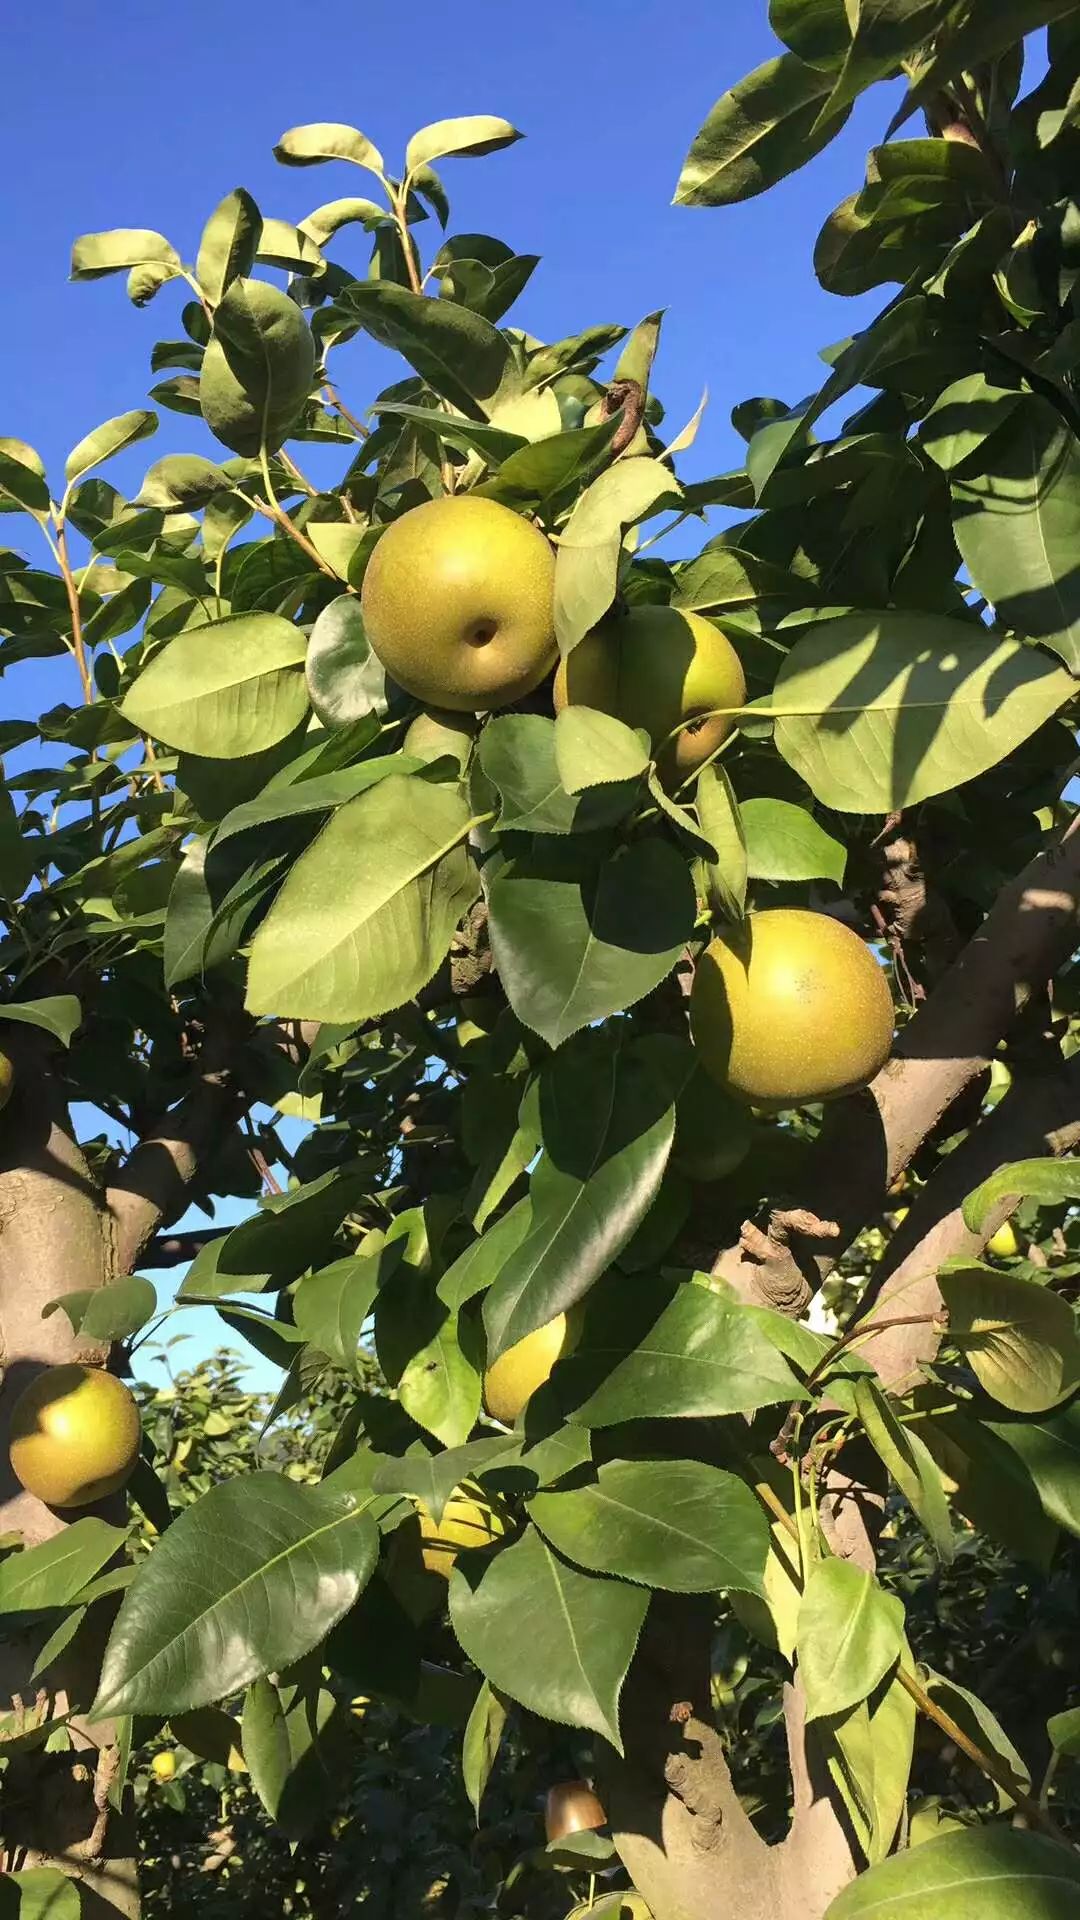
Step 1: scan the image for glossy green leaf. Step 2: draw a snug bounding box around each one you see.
[920,374,1023,474]
[825,1827,1080,1918]
[797,1558,905,1722]
[854,1376,953,1562]
[741,797,845,885]
[478,714,640,835]
[953,396,1080,673]
[242,1675,350,1841]
[529,1458,767,1594]
[449,1523,647,1749]
[770,0,851,68]
[772,612,1074,811]
[566,1280,807,1426]
[939,1265,1080,1413]
[696,764,747,920]
[406,116,522,172]
[305,595,398,728]
[0,442,49,516]
[398,1309,482,1448]
[674,53,849,207]
[273,122,384,172]
[0,995,81,1046]
[0,1518,127,1612]
[810,0,954,133]
[554,457,682,654]
[246,774,477,1021]
[554,707,649,792]
[64,409,157,486]
[372,1436,515,1527]
[292,1256,380,1371]
[962,1157,1080,1233]
[43,1274,156,1344]
[196,188,262,306]
[488,836,695,1049]
[483,1033,675,1360]
[121,611,308,756]
[462,1678,509,1822]
[94,1471,378,1714]
[437,1200,534,1312]
[201,278,316,457]
[337,281,509,417]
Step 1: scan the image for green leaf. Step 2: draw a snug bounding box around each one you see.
[196,188,262,306]
[273,122,385,172]
[135,453,234,511]
[306,595,398,728]
[962,1157,1080,1233]
[483,1033,675,1360]
[406,116,522,172]
[0,1518,127,1613]
[292,1257,380,1371]
[462,1678,509,1822]
[824,1827,1080,1918]
[939,1266,1080,1413]
[853,1377,953,1562]
[299,196,386,243]
[741,798,845,885]
[337,281,509,418]
[201,278,316,456]
[374,401,526,465]
[0,995,81,1046]
[246,774,477,1021]
[529,1459,767,1594]
[43,1275,156,1344]
[437,1200,534,1311]
[121,611,308,757]
[566,1280,807,1426]
[797,1558,904,1722]
[770,0,851,69]
[480,417,622,506]
[398,1309,482,1448]
[70,228,181,279]
[1048,1707,1080,1757]
[371,1436,515,1526]
[810,0,955,133]
[211,755,401,850]
[674,545,808,611]
[885,1,1080,137]
[922,1670,1030,1811]
[554,457,682,655]
[772,612,1074,811]
[217,1166,370,1282]
[94,1471,378,1715]
[673,53,849,207]
[985,1399,1080,1540]
[478,714,639,836]
[0,1870,82,1920]
[696,765,747,920]
[449,1523,647,1749]
[488,836,695,1049]
[64,409,157,486]
[952,397,1080,673]
[827,1664,916,1867]
[920,374,1023,475]
[0,442,49,517]
[554,708,649,792]
[242,1675,350,1841]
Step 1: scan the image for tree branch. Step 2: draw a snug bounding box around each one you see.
[714,817,1080,1315]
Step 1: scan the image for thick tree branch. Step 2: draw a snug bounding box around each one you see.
[715,817,1080,1315]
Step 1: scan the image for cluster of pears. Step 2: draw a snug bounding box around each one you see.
[8,1363,142,1508]
[361,494,746,780]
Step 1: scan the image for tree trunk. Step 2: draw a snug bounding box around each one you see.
[0,1030,138,1915]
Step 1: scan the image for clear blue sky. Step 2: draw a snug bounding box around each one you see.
[6,0,896,1389]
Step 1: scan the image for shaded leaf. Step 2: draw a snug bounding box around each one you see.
[825,1827,1080,1918]
[798,1558,904,1722]
[674,53,848,207]
[529,1458,767,1593]
[462,1678,509,1822]
[0,995,81,1046]
[0,1519,127,1613]
[962,1157,1080,1233]
[741,797,845,885]
[121,611,308,757]
[939,1265,1080,1413]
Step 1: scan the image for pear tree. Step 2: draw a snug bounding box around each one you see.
[5,7,1080,1918]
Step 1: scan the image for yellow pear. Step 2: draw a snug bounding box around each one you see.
[691,909,894,1106]
[553,604,745,786]
[417,1488,503,1578]
[9,1364,142,1508]
[361,495,557,711]
[483,1311,580,1425]
[987,1221,1021,1259]
[545,1779,607,1842]
[151,1751,177,1783]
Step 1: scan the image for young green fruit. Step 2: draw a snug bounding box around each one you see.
[361,496,557,711]
[483,1311,580,1425]
[553,604,745,786]
[9,1364,142,1508]
[417,1489,503,1578]
[691,909,894,1106]
[544,1779,607,1842]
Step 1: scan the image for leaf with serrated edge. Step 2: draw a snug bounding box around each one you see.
[529,1458,767,1593]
